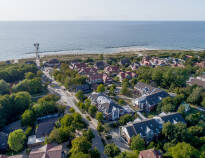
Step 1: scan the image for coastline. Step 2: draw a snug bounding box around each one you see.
[12,48,205,64]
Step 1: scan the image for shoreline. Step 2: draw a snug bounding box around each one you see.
[1,47,205,63]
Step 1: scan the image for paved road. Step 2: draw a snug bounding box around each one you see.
[42,68,106,157]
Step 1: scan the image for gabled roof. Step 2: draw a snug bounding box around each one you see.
[36,118,58,138]
[0,132,8,150]
[124,119,161,138]
[29,144,62,158]
[2,120,22,134]
[135,82,162,95]
[159,112,186,124]
[89,93,123,115]
[139,149,162,158]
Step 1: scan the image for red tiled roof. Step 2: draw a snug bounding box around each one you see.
[139,149,162,158]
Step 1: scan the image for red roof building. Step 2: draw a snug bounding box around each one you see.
[138,149,162,158]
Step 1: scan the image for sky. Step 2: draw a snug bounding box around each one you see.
[0,0,205,21]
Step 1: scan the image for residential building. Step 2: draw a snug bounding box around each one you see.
[89,92,125,120]
[44,59,60,67]
[29,144,64,158]
[117,71,137,82]
[71,84,92,93]
[95,61,105,70]
[0,132,8,153]
[130,63,140,70]
[196,61,205,68]
[187,74,205,89]
[2,120,23,134]
[133,82,169,111]
[103,73,113,84]
[27,117,58,147]
[120,112,185,144]
[88,73,103,84]
[78,67,97,75]
[70,62,87,71]
[138,149,162,158]
[104,66,119,76]
[120,58,131,66]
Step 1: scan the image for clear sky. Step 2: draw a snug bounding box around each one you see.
[0,0,205,21]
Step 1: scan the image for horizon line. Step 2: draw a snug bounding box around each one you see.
[0,19,205,22]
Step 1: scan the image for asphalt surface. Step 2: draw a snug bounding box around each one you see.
[42,68,106,158]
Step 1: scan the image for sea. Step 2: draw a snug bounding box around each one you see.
[0,21,205,61]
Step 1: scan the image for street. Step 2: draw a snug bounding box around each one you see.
[42,67,106,157]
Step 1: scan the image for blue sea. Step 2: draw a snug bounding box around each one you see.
[0,21,205,61]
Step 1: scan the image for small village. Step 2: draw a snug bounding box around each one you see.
[0,51,205,158]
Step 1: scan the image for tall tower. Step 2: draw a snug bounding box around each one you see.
[34,43,40,60]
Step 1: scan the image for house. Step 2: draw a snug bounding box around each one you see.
[27,117,58,147]
[133,82,169,111]
[25,60,35,65]
[0,132,8,153]
[196,61,205,68]
[120,118,162,144]
[44,59,60,67]
[140,56,152,66]
[70,62,86,71]
[29,144,64,158]
[95,61,105,70]
[153,112,186,125]
[187,74,205,89]
[89,92,125,120]
[104,66,119,76]
[120,58,131,66]
[71,84,92,93]
[130,63,140,70]
[103,73,113,84]
[88,73,103,84]
[179,102,190,112]
[120,112,185,144]
[78,67,97,75]
[2,120,23,134]
[138,149,162,158]
[117,72,137,82]
[0,155,26,158]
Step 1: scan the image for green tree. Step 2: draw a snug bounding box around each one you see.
[70,136,91,154]
[88,105,97,117]
[167,142,199,158]
[47,127,74,144]
[187,87,203,104]
[96,112,103,122]
[115,150,139,158]
[82,128,95,142]
[21,109,36,126]
[90,147,101,158]
[70,152,89,158]
[25,72,35,79]
[130,135,145,151]
[104,143,120,158]
[162,122,176,141]
[97,84,105,93]
[97,122,104,133]
[8,129,26,152]
[201,97,205,108]
[120,84,129,96]
[0,79,10,95]
[119,114,133,126]
[75,90,85,101]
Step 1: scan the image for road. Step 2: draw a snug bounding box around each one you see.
[42,67,106,157]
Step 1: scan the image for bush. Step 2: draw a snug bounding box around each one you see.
[8,129,26,152]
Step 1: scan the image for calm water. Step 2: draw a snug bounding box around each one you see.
[0,21,205,61]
